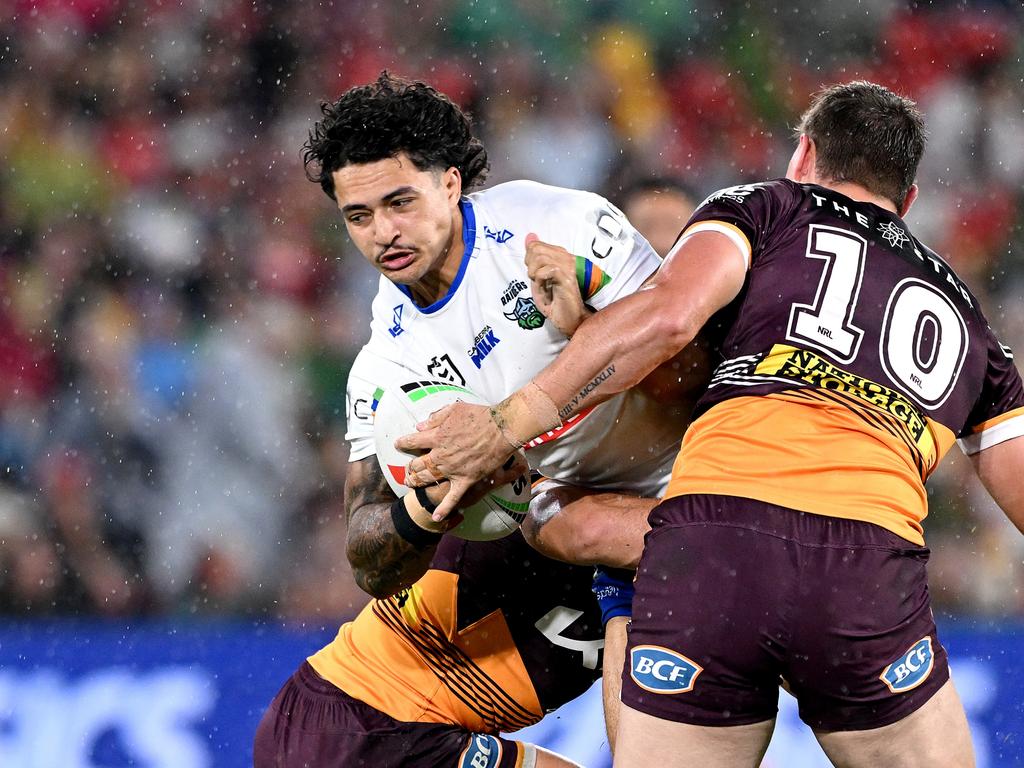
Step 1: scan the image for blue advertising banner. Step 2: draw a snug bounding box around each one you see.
[0,620,335,768]
[0,620,1021,767]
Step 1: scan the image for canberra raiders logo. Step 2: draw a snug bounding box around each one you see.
[504,295,545,330]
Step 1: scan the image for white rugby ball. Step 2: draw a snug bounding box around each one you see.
[372,381,530,541]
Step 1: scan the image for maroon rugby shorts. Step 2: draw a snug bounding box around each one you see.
[621,494,949,731]
[253,662,527,767]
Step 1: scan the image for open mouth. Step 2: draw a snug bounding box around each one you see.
[379,250,415,270]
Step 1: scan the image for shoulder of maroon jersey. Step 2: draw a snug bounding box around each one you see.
[695,177,791,210]
[428,532,533,578]
[917,239,956,277]
[429,535,472,574]
[439,533,597,632]
[916,239,986,319]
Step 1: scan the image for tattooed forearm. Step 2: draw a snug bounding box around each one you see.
[558,364,616,420]
[344,458,437,598]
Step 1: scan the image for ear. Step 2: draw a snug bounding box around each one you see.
[898,184,918,218]
[786,134,816,183]
[443,166,463,204]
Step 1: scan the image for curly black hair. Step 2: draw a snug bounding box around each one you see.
[303,72,489,201]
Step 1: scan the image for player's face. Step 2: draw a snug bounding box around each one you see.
[332,154,463,296]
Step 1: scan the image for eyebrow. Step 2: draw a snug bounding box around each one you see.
[340,186,418,214]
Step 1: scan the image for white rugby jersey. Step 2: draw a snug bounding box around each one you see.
[345,180,686,496]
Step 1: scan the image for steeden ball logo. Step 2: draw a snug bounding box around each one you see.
[630,645,702,694]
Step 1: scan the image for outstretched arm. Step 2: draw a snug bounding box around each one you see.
[603,616,630,754]
[400,230,747,519]
[527,230,743,423]
[592,567,636,755]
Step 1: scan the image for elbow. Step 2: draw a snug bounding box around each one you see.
[355,571,396,601]
[349,554,401,599]
[650,310,700,363]
[522,509,600,566]
[523,488,634,567]
[346,536,397,600]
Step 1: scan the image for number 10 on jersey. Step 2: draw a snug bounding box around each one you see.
[786,225,968,410]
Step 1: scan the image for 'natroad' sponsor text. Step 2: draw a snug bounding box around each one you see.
[755,345,931,452]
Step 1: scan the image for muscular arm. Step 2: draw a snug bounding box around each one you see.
[401,230,746,518]
[524,484,656,569]
[344,457,438,599]
[969,435,1024,535]
[345,453,530,595]
[532,230,745,422]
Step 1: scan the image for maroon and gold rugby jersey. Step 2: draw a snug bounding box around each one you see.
[664,179,1024,544]
[308,532,603,734]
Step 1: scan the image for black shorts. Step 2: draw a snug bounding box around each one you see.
[253,662,528,768]
[621,494,949,731]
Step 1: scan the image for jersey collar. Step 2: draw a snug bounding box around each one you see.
[397,197,476,314]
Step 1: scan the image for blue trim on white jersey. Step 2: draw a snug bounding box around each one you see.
[398,198,477,315]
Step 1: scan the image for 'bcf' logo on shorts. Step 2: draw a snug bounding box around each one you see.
[880,637,934,693]
[457,734,502,768]
[630,645,702,694]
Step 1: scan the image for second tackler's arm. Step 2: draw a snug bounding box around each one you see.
[399,229,748,520]
[524,232,592,338]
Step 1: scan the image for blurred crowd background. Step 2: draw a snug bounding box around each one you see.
[1,0,1022,622]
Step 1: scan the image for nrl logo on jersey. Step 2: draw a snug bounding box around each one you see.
[699,183,762,208]
[426,353,466,386]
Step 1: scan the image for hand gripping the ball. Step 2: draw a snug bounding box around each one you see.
[397,401,520,522]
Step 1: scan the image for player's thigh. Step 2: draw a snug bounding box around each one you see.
[613,703,774,768]
[623,497,794,728]
[813,679,974,768]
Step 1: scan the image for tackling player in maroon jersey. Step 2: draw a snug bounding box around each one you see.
[400,81,1024,767]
